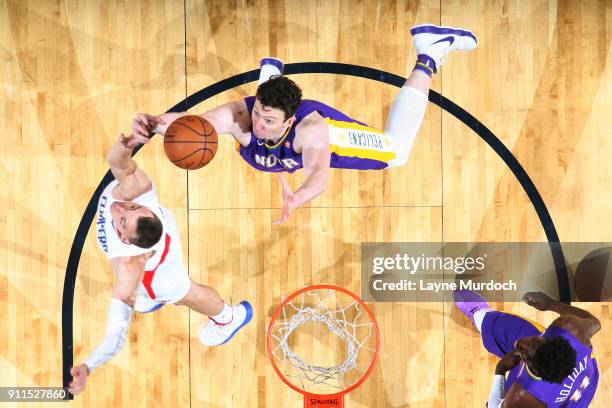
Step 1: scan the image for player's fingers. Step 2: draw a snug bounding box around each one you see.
[135,134,149,144]
[273,210,287,225]
[135,123,149,135]
[137,113,150,127]
[281,205,291,223]
[130,121,139,131]
[132,126,146,138]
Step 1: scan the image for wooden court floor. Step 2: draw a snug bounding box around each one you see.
[1,0,610,406]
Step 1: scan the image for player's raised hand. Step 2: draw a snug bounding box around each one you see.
[522,292,554,311]
[131,113,166,142]
[495,349,522,375]
[68,364,90,396]
[273,174,297,225]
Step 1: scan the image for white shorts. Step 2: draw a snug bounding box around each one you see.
[132,208,191,313]
[134,268,191,313]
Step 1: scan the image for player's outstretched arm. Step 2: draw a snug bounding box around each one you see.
[274,118,330,224]
[131,100,249,140]
[69,256,144,395]
[107,133,152,200]
[69,297,133,395]
[522,292,601,339]
[294,119,330,202]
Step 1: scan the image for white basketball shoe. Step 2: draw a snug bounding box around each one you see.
[410,24,478,72]
[259,57,284,84]
[199,301,253,346]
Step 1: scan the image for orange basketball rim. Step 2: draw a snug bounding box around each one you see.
[266,284,381,407]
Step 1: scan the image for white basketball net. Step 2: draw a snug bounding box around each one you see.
[269,289,377,393]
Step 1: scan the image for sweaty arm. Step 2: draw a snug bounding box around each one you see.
[292,117,331,207]
[134,100,251,145]
[549,304,601,338]
[523,292,601,341]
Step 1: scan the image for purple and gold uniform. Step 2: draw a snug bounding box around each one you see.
[482,311,598,407]
[238,96,397,172]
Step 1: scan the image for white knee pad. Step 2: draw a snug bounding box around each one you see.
[385,86,428,168]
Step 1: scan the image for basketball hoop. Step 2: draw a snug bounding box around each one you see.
[267,285,380,407]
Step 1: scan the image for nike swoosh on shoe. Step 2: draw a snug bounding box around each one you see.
[430,36,455,46]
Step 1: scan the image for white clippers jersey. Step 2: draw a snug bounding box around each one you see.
[95,180,189,311]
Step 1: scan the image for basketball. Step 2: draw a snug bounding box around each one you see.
[164,115,218,170]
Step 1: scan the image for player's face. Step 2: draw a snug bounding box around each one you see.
[110,202,154,244]
[252,99,294,140]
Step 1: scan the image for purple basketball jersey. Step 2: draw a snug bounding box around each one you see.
[238,96,389,172]
[511,326,598,407]
[481,312,599,407]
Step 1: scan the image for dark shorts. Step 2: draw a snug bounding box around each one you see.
[481,311,544,358]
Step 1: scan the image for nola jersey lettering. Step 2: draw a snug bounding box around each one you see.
[254,154,301,171]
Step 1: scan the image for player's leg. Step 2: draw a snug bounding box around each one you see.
[386,24,477,168]
[176,280,224,315]
[453,289,492,332]
[176,280,253,346]
[454,290,543,358]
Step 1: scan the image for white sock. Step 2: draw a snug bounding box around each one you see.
[258,64,282,85]
[474,308,491,333]
[211,303,233,324]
